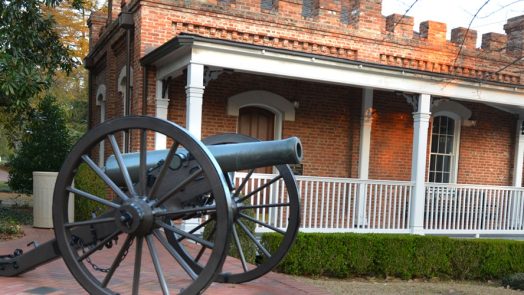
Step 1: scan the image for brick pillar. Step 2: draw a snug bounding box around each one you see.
[451,27,478,49]
[314,0,342,24]
[481,32,507,51]
[504,15,524,56]
[386,14,414,38]
[346,0,385,33]
[420,21,447,45]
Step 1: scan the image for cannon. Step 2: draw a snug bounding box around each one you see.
[0,116,302,294]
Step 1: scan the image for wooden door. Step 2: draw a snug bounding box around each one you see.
[238,107,275,173]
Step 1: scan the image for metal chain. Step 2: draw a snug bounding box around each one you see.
[73,235,133,273]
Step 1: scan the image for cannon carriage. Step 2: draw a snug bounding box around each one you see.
[0,116,302,294]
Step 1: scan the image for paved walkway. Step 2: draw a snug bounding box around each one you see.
[0,227,329,295]
[0,169,8,182]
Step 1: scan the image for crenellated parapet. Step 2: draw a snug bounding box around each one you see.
[90,0,524,85]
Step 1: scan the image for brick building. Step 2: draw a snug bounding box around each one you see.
[86,0,524,236]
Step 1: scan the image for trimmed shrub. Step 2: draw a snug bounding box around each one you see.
[74,163,107,221]
[204,202,257,263]
[261,233,524,281]
[502,273,524,290]
[8,95,71,194]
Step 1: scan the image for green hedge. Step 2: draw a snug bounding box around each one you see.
[261,233,524,280]
[74,163,107,221]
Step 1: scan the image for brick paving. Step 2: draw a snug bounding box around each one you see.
[0,227,329,295]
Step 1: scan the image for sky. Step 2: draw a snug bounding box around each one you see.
[382,0,524,46]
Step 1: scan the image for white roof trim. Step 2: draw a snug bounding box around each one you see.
[154,38,524,108]
[227,90,295,121]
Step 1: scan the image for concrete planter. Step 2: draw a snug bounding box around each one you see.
[32,171,74,228]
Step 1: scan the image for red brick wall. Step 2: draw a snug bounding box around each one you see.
[87,0,522,187]
[457,102,515,185]
[369,92,414,181]
[166,72,361,178]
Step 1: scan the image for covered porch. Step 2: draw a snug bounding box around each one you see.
[140,34,524,237]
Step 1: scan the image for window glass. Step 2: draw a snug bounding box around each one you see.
[429,116,456,183]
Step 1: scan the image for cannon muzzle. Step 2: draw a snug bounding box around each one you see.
[105,137,303,184]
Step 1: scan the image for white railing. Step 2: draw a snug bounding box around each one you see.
[232,173,524,236]
[297,176,413,233]
[424,183,524,235]
[233,173,414,233]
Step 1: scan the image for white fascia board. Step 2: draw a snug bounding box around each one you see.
[190,41,524,107]
[156,46,192,80]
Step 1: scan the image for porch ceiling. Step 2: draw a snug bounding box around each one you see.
[141,34,524,109]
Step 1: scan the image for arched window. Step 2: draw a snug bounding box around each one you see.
[96,84,107,166]
[429,100,470,183]
[117,66,133,117]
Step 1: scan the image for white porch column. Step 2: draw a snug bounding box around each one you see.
[155,79,170,150]
[356,88,373,226]
[183,63,205,232]
[513,119,524,187]
[409,94,431,234]
[185,63,205,139]
[511,119,524,227]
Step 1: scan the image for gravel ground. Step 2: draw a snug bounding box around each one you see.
[296,277,523,295]
[0,192,32,207]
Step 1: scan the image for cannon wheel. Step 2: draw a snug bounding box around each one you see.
[166,133,300,283]
[52,116,232,295]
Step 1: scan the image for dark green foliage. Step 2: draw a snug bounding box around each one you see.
[502,273,524,290]
[0,207,33,235]
[74,163,107,221]
[0,181,10,192]
[204,205,257,263]
[8,95,71,194]
[261,233,524,281]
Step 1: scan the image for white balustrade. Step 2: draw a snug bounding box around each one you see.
[424,183,524,235]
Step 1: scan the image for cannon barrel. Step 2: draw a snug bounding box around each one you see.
[105,137,303,183]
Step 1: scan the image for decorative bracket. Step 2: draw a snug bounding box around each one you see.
[162,77,172,99]
[401,92,418,112]
[204,67,233,86]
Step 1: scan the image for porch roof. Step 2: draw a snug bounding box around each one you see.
[141,34,524,111]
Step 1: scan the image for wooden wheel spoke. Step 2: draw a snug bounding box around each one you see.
[149,141,179,199]
[232,226,249,272]
[81,154,130,202]
[234,169,255,197]
[102,234,134,287]
[237,220,271,258]
[138,129,148,196]
[238,175,282,203]
[157,221,214,249]
[132,236,143,295]
[64,217,116,228]
[146,235,170,295]
[239,212,286,235]
[77,230,121,262]
[153,230,198,280]
[240,203,290,210]
[155,167,203,206]
[108,134,137,197]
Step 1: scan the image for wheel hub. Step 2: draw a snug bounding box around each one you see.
[115,198,154,236]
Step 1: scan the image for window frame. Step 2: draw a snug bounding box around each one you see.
[428,111,461,183]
